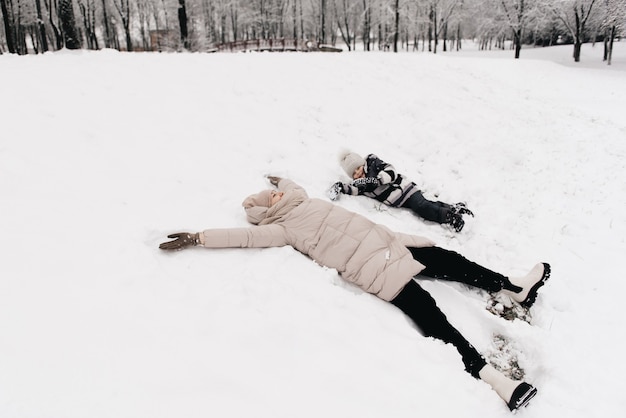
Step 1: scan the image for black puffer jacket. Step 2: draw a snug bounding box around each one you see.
[344,154,419,207]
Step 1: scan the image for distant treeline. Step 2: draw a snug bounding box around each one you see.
[0,0,624,63]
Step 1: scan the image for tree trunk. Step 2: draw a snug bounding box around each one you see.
[220,13,226,44]
[573,39,581,61]
[101,0,113,48]
[603,27,608,61]
[1,0,17,53]
[607,25,615,65]
[320,0,326,44]
[45,0,63,49]
[59,0,81,49]
[34,0,49,52]
[362,0,370,51]
[299,0,304,41]
[514,28,521,58]
[432,8,438,53]
[335,0,352,50]
[230,3,238,41]
[16,22,27,54]
[115,0,132,51]
[178,0,189,49]
[80,0,98,50]
[393,0,399,52]
[292,0,297,40]
[428,6,433,52]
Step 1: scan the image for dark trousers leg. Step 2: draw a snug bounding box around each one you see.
[408,246,507,292]
[401,192,451,224]
[391,280,486,377]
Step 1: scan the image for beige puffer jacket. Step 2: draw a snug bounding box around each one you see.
[199,179,434,301]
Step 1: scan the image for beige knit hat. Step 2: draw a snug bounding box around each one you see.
[242,190,271,224]
[242,189,271,208]
[339,152,365,177]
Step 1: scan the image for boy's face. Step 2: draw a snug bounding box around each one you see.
[353,166,365,179]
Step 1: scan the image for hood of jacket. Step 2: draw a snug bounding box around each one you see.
[242,188,308,225]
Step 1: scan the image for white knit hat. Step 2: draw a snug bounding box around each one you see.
[339,152,365,177]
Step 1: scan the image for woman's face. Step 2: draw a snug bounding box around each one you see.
[270,190,284,206]
[353,165,365,179]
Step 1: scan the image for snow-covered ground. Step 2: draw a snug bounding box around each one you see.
[1,42,625,417]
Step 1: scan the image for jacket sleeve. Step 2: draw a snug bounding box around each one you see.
[368,154,398,185]
[198,225,289,249]
[395,232,436,248]
[343,183,361,196]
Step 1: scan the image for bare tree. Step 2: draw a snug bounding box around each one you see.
[362,0,371,50]
[1,0,607,56]
[1,0,18,52]
[291,0,297,38]
[320,0,327,42]
[34,0,49,51]
[100,0,115,48]
[202,0,215,45]
[59,0,82,48]
[178,0,189,48]
[45,0,64,49]
[136,0,151,50]
[334,0,358,50]
[392,0,399,51]
[602,0,625,64]
[499,0,536,58]
[113,0,132,50]
[78,0,99,49]
[546,0,599,62]
[429,0,461,53]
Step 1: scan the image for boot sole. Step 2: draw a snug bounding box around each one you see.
[520,263,551,308]
[508,383,538,411]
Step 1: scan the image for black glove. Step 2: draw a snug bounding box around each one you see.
[159,232,200,250]
[267,176,282,186]
[352,176,380,192]
[328,181,347,201]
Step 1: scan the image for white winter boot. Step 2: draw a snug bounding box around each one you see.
[479,364,537,411]
[501,262,551,308]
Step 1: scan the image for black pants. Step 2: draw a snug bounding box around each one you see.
[409,246,508,293]
[390,247,508,377]
[400,191,451,224]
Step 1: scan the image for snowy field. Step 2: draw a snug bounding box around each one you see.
[1,42,625,417]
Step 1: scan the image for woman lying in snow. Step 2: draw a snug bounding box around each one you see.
[329,152,474,232]
[159,176,550,412]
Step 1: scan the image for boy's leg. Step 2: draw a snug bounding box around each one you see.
[408,246,507,292]
[391,279,486,377]
[401,191,450,223]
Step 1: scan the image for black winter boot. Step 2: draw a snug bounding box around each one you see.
[479,364,538,412]
[453,202,474,217]
[445,211,465,232]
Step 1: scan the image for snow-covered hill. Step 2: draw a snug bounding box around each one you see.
[1,42,625,417]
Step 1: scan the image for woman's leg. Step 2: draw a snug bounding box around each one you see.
[408,246,508,292]
[401,191,450,224]
[397,252,542,410]
[391,279,486,377]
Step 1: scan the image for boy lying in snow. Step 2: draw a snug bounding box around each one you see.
[330,152,473,232]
